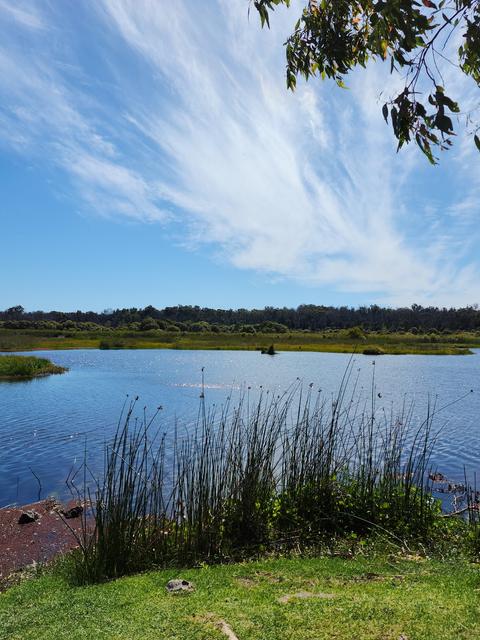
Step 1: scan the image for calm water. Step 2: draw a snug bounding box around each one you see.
[0,349,478,508]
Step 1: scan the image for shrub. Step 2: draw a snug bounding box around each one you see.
[140,317,159,331]
[156,320,176,331]
[240,325,256,334]
[99,339,127,350]
[259,322,288,333]
[347,326,366,340]
[189,321,211,332]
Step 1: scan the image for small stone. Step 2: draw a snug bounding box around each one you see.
[61,505,83,519]
[166,578,194,593]
[44,497,62,512]
[18,510,39,525]
[429,472,446,482]
[216,619,239,640]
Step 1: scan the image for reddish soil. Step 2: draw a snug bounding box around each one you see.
[0,499,85,583]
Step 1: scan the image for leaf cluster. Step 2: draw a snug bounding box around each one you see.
[254,0,480,161]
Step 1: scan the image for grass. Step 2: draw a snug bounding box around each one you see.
[1,554,479,639]
[0,355,67,380]
[1,328,479,354]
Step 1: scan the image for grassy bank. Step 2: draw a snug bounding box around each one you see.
[1,327,478,355]
[1,554,479,639]
[0,355,66,380]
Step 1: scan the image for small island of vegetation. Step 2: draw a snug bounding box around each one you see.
[0,355,67,380]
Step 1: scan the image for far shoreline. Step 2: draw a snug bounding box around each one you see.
[1,328,478,356]
[2,343,475,356]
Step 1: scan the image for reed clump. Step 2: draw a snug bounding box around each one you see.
[68,364,451,583]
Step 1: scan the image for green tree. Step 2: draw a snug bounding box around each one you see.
[254,0,480,162]
[5,305,24,318]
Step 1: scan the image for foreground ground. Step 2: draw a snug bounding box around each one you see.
[0,501,82,584]
[1,554,479,639]
[1,328,479,355]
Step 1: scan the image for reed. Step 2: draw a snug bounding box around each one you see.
[68,362,449,583]
[464,472,480,558]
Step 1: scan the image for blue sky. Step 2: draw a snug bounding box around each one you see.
[0,0,479,312]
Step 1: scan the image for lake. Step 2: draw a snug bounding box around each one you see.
[0,349,478,508]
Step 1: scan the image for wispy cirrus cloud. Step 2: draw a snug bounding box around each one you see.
[0,0,478,306]
[0,2,167,222]
[0,0,44,31]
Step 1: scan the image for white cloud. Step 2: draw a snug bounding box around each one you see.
[0,15,167,222]
[0,0,478,306]
[0,0,44,31]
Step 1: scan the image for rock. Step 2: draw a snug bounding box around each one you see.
[18,510,39,525]
[216,619,239,640]
[61,505,83,519]
[44,497,62,513]
[261,344,276,355]
[166,578,194,593]
[429,472,447,482]
[197,614,239,640]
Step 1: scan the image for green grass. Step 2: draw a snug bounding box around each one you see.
[1,328,479,355]
[0,355,67,380]
[1,555,479,639]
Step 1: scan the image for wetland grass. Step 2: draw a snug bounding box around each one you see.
[0,327,477,354]
[67,362,459,584]
[0,355,66,380]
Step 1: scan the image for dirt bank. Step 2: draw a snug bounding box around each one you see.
[0,499,83,586]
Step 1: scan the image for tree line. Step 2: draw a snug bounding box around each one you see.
[1,304,479,332]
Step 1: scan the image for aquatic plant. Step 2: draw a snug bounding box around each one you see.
[67,361,458,583]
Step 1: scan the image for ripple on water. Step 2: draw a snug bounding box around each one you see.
[0,348,478,506]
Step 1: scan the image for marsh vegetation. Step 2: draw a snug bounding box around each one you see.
[0,355,66,380]
[1,326,478,355]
